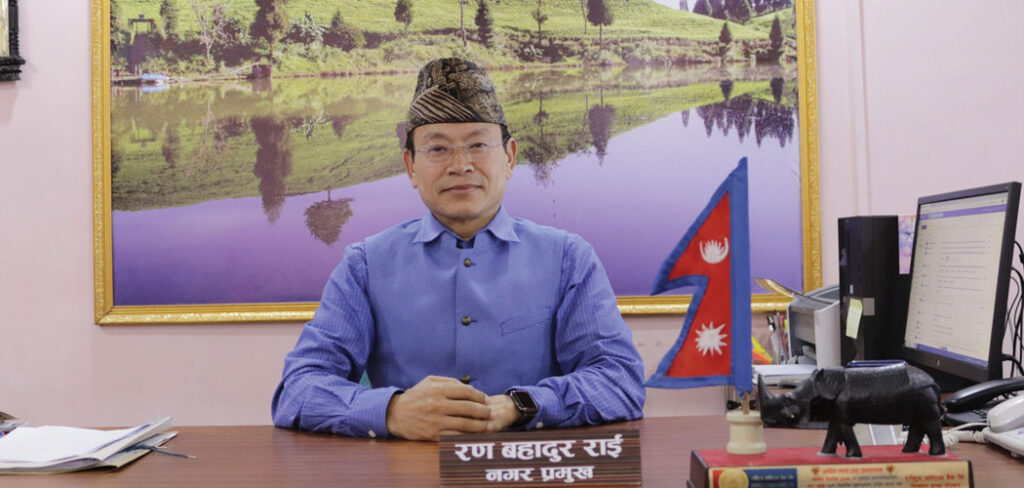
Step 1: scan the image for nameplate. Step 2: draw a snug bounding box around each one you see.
[439,429,641,486]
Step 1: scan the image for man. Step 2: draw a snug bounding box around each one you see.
[272,58,645,441]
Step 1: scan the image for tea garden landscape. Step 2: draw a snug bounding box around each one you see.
[107,0,805,305]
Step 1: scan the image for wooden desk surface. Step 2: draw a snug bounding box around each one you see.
[3,417,1021,487]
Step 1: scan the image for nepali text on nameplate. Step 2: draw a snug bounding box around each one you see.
[439,429,641,486]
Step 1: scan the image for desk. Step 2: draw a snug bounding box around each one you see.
[3,417,1021,487]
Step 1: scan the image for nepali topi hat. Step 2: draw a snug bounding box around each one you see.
[406,58,508,137]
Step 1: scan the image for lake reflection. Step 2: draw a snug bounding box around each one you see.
[111,66,803,305]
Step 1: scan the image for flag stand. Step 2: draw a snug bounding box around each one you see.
[644,158,763,454]
[725,390,766,455]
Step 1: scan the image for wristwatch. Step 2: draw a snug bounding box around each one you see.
[507,389,538,428]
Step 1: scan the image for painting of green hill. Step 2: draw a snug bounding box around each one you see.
[111,0,793,77]
[101,0,811,316]
[120,0,767,40]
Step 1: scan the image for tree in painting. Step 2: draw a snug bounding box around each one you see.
[587,0,612,51]
[394,0,413,34]
[532,0,548,45]
[251,117,293,223]
[724,0,752,23]
[475,0,494,47]
[304,192,354,246]
[251,0,289,62]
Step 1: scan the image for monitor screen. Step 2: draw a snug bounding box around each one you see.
[902,182,1021,384]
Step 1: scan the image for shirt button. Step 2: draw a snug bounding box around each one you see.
[461,316,472,326]
[368,430,377,438]
[460,374,472,384]
[463,258,472,267]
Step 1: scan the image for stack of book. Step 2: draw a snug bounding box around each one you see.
[0,416,176,474]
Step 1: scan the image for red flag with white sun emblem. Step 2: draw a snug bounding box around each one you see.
[645,159,752,394]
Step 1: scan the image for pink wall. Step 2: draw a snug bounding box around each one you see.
[1,1,1022,427]
[818,0,1024,286]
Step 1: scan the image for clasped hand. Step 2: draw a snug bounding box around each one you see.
[385,376,520,441]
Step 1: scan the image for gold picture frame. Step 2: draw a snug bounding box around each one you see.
[0,0,7,58]
[0,0,26,81]
[92,0,820,325]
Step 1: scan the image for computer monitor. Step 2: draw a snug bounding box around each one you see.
[902,182,1021,388]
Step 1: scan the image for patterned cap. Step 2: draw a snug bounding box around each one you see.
[406,58,508,137]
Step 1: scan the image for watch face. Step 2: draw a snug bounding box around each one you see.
[510,390,538,413]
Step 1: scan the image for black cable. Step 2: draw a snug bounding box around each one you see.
[1001,242,1022,377]
[1007,271,1021,364]
[1009,271,1022,376]
[1011,276,1019,374]
[1005,354,1024,377]
[1003,241,1024,377]
[1010,264,1024,377]
[1014,243,1023,372]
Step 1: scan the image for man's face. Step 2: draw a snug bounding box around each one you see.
[403,123,516,237]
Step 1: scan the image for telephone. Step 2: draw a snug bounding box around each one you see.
[943,376,1024,426]
[982,395,1024,457]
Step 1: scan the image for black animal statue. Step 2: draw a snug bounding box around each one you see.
[757,361,945,457]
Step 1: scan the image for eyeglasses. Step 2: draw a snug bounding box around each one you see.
[415,142,503,165]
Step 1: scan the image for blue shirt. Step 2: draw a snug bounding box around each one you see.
[271,207,645,438]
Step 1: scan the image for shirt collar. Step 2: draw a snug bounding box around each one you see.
[484,206,520,243]
[412,207,520,244]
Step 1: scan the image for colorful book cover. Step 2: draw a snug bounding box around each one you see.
[688,445,973,488]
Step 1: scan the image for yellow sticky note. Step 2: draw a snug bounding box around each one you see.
[846,298,863,339]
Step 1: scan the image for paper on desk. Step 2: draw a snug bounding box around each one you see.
[0,425,144,463]
[0,417,173,474]
[755,364,817,377]
[754,364,817,386]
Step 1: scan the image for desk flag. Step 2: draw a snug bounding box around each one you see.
[645,158,752,394]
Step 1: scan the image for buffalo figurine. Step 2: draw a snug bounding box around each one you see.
[757,361,945,457]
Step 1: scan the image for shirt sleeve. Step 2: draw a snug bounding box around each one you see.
[271,243,401,438]
[514,234,647,428]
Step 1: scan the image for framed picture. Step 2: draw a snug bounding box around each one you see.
[0,0,25,81]
[92,0,820,325]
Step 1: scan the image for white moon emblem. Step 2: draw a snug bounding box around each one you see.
[700,238,729,264]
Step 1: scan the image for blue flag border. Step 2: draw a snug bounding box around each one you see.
[644,158,752,393]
